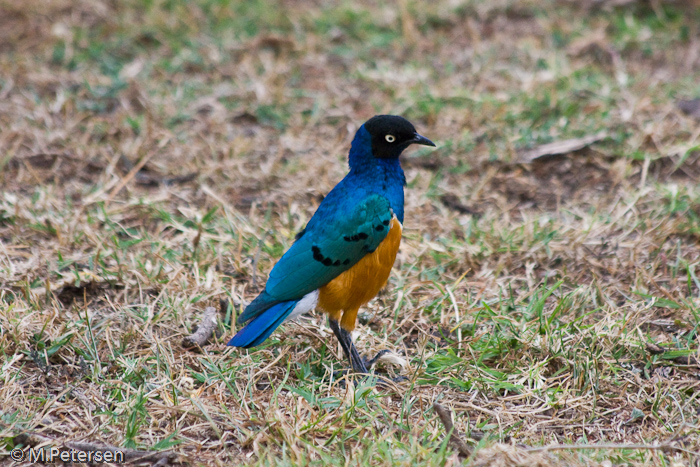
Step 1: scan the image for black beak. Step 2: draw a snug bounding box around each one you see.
[411,133,436,147]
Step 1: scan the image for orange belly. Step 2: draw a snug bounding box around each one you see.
[318,217,402,331]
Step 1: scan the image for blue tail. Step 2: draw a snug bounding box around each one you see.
[227,300,298,348]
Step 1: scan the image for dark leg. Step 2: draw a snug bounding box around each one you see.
[329,318,368,373]
[328,318,397,376]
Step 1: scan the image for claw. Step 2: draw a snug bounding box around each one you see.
[328,318,406,387]
[363,349,391,369]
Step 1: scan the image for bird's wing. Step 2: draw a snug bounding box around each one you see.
[267,193,393,301]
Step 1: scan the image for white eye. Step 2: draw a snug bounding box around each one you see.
[385,134,396,143]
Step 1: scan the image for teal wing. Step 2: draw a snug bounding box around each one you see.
[266,194,393,300]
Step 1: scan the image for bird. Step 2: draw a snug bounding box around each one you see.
[228,115,435,375]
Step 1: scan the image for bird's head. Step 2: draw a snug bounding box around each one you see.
[363,115,435,159]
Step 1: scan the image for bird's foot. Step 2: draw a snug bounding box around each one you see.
[328,319,405,388]
[362,349,391,369]
[332,349,406,388]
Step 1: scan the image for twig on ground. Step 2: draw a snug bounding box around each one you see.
[119,154,197,186]
[645,343,700,366]
[440,193,481,216]
[106,151,158,202]
[432,402,472,457]
[14,432,178,464]
[182,306,220,348]
[525,441,695,456]
[646,342,666,355]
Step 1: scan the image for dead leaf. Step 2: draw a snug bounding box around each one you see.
[517,131,608,163]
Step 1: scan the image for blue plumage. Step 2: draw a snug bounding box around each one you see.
[320,125,407,224]
[228,300,299,348]
[228,116,434,353]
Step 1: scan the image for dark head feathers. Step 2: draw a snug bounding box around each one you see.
[363,115,435,159]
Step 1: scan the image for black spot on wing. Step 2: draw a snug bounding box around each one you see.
[295,228,306,240]
[344,232,370,242]
[312,245,347,267]
[382,219,390,226]
[375,224,384,231]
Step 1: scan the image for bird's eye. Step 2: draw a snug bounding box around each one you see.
[385,134,396,143]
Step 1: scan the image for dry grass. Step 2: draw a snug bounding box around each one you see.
[1,0,700,465]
